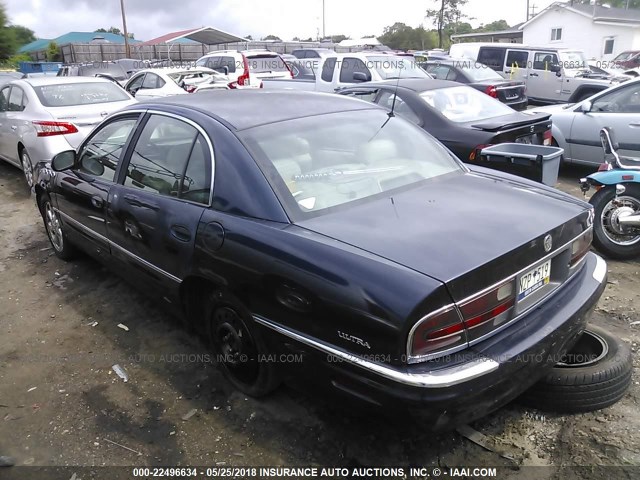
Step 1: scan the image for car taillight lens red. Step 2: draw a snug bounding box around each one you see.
[459,280,516,342]
[570,229,593,267]
[469,144,493,161]
[485,85,498,98]
[237,55,250,87]
[409,307,467,361]
[185,85,197,93]
[543,129,552,145]
[33,121,79,137]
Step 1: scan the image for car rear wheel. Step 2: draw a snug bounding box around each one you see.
[207,291,280,397]
[40,195,75,260]
[590,184,640,259]
[21,149,34,189]
[519,325,632,413]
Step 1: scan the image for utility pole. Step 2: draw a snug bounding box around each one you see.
[527,0,530,20]
[322,0,326,39]
[120,0,131,58]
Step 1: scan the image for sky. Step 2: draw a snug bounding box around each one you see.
[5,0,559,42]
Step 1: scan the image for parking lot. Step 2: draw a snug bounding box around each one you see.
[0,160,638,476]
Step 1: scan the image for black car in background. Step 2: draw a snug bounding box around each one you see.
[339,79,550,163]
[34,91,604,429]
[422,59,528,111]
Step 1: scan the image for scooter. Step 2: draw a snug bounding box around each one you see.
[580,127,640,260]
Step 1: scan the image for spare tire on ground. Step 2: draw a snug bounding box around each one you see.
[519,324,632,413]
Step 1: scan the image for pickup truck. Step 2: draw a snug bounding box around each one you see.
[263,52,431,92]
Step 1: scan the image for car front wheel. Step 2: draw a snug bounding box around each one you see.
[21,149,34,189]
[40,195,75,260]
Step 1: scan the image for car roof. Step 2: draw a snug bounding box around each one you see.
[132,90,379,131]
[343,78,460,92]
[17,76,116,87]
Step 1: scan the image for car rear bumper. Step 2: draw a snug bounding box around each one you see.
[505,98,528,111]
[257,252,606,429]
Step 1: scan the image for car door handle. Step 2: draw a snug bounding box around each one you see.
[10,125,16,130]
[123,194,159,210]
[91,196,104,208]
[529,73,538,77]
[169,225,191,242]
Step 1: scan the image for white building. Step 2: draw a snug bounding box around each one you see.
[520,2,640,61]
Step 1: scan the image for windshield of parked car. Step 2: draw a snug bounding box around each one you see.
[78,63,128,81]
[614,51,637,61]
[419,85,513,123]
[559,51,588,70]
[241,109,462,216]
[457,61,504,81]
[365,56,430,79]
[247,55,289,74]
[33,82,131,107]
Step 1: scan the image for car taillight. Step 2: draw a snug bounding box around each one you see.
[32,121,79,137]
[543,129,552,146]
[408,306,467,362]
[259,81,264,89]
[469,144,493,161]
[485,85,498,98]
[598,162,612,172]
[184,85,197,93]
[237,55,250,86]
[459,280,516,343]
[570,229,593,267]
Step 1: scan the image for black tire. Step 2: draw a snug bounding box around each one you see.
[520,325,632,413]
[590,184,640,259]
[20,148,34,189]
[39,194,76,260]
[206,290,280,397]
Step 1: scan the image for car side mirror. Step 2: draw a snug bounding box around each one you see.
[549,64,562,74]
[353,72,370,83]
[581,101,592,113]
[51,150,76,172]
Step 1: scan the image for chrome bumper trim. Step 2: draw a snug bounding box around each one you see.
[253,315,499,388]
[593,254,607,283]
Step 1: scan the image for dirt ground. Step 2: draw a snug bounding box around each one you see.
[0,160,638,478]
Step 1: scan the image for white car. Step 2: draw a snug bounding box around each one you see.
[195,50,293,88]
[123,68,229,99]
[0,77,136,187]
[531,77,640,167]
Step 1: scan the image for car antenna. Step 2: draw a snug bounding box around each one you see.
[388,69,402,118]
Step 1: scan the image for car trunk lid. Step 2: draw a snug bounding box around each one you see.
[297,170,591,302]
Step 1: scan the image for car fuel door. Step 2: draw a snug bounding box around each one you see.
[107,113,212,293]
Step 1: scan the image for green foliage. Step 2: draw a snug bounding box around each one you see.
[45,41,60,61]
[262,34,282,41]
[378,22,437,51]
[2,52,30,68]
[7,25,35,47]
[0,3,16,61]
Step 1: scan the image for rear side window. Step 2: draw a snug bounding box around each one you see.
[247,55,288,73]
[321,57,337,82]
[0,86,11,111]
[142,73,165,89]
[426,64,456,81]
[341,89,378,103]
[124,115,210,202]
[477,47,506,70]
[506,50,529,69]
[8,86,24,111]
[219,56,237,74]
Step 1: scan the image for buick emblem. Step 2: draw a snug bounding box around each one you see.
[543,234,553,252]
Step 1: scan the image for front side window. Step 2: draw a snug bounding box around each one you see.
[241,110,462,217]
[532,52,559,71]
[339,57,371,83]
[592,82,640,113]
[420,86,513,123]
[78,117,138,182]
[124,115,210,201]
[321,57,337,82]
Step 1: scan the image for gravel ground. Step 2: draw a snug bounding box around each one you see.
[0,161,638,478]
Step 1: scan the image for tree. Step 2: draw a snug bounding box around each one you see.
[329,34,349,43]
[262,34,281,41]
[378,22,436,51]
[0,3,16,61]
[425,0,469,48]
[7,25,35,47]
[245,34,253,40]
[45,41,60,61]
[477,20,510,32]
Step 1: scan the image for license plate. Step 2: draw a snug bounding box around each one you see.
[518,260,551,301]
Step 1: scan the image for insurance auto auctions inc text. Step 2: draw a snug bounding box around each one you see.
[253,466,497,478]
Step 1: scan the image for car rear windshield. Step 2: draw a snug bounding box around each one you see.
[240,109,462,217]
[34,82,131,107]
[78,64,128,81]
[366,55,429,79]
[613,51,638,61]
[458,62,504,81]
[246,55,289,73]
[420,86,513,123]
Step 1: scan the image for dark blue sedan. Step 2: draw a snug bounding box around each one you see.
[34,90,606,428]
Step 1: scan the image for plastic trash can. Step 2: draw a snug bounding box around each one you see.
[479,144,564,186]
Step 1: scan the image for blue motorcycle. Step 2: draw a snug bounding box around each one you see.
[580,127,640,259]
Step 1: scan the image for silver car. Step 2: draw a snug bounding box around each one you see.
[0,77,136,187]
[532,78,640,167]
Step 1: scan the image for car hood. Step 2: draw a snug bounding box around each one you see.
[297,169,591,300]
